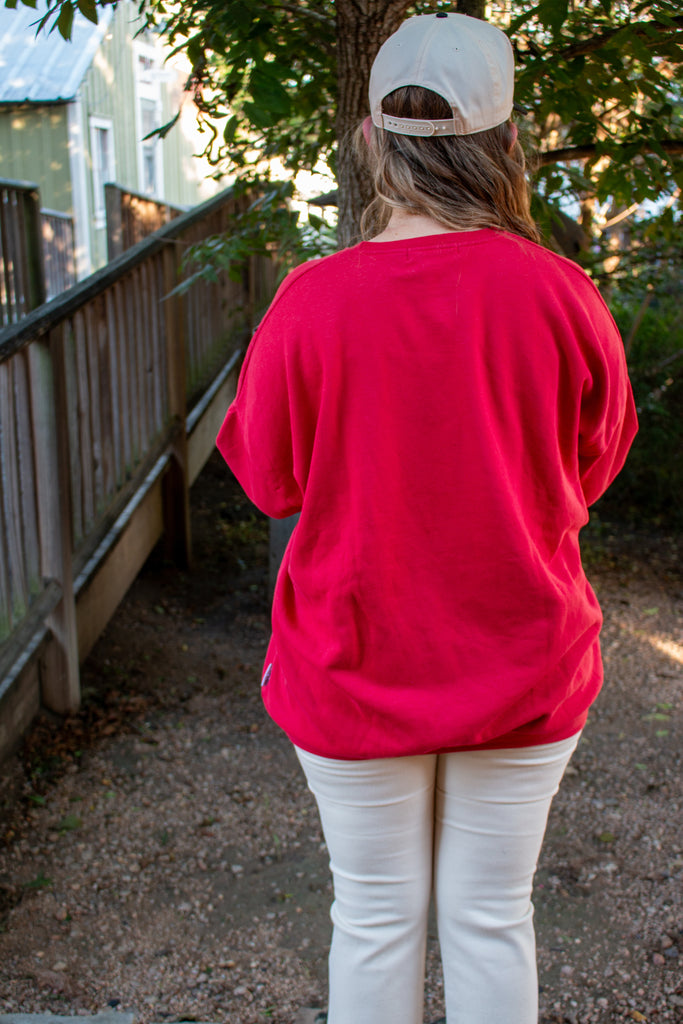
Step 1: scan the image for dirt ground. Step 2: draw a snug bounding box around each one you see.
[0,452,681,1024]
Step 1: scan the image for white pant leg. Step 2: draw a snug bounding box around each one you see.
[434,734,580,1024]
[295,748,436,1024]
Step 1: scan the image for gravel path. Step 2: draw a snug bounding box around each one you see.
[0,455,681,1024]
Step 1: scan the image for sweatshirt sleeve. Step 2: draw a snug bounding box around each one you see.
[577,297,638,507]
[216,267,316,519]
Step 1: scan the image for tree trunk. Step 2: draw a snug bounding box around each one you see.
[334,1,489,246]
[335,0,412,248]
[455,0,486,18]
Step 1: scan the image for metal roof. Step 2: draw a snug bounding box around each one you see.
[0,3,114,104]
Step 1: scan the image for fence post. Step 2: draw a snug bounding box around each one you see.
[21,188,47,312]
[105,184,123,263]
[29,331,80,712]
[162,244,192,568]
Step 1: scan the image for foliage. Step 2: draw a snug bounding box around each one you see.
[172,180,337,296]
[152,0,683,205]
[4,0,114,38]
[597,361,683,528]
[11,0,682,239]
[149,0,683,254]
[155,0,339,182]
[595,214,683,527]
[512,0,683,215]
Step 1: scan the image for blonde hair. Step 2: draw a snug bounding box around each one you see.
[358,86,540,243]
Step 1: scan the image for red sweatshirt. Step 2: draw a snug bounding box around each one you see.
[217,229,637,759]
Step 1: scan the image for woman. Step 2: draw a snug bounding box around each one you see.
[217,12,637,1024]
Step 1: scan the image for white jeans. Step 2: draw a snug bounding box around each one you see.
[296,734,579,1024]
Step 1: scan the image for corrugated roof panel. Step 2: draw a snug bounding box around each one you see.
[0,4,113,103]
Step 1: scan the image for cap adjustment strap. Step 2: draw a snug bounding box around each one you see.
[377,113,458,137]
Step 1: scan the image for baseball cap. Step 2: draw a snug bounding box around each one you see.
[369,12,514,138]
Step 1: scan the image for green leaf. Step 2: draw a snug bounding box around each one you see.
[242,100,276,130]
[249,68,292,117]
[186,33,204,67]
[23,872,52,890]
[56,0,74,40]
[155,112,181,140]
[223,114,239,145]
[4,1,19,9]
[537,0,570,36]
[77,0,98,24]
[652,10,678,28]
[58,814,82,833]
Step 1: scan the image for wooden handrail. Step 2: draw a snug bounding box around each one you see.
[41,207,74,221]
[104,181,188,211]
[0,181,277,760]
[0,185,240,361]
[0,177,41,192]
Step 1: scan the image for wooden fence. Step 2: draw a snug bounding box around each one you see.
[0,179,78,322]
[106,184,185,262]
[0,180,46,326]
[0,185,278,760]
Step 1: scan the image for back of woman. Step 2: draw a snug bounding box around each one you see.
[217,11,637,1024]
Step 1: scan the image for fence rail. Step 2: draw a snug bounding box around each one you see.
[0,185,279,759]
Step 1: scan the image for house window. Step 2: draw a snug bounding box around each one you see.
[140,98,161,195]
[135,43,164,197]
[89,117,115,228]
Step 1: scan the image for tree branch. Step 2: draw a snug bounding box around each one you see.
[276,2,335,29]
[654,347,683,371]
[538,139,683,166]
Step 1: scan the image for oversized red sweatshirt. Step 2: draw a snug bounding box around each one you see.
[217,229,637,759]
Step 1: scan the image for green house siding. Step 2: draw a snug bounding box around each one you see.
[78,2,160,266]
[0,106,71,212]
[159,80,220,208]
[1,0,217,275]
[77,1,217,268]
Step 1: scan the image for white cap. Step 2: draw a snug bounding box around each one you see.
[369,12,514,138]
